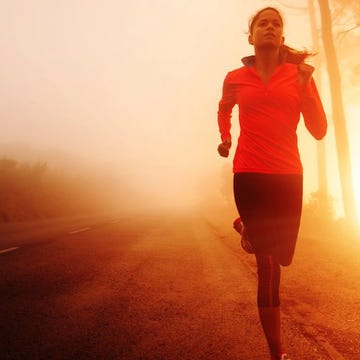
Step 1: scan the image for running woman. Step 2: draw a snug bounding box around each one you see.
[217,7,327,360]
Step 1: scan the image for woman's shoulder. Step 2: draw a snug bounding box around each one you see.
[225,66,251,81]
[281,62,315,84]
[225,55,255,80]
[282,62,300,70]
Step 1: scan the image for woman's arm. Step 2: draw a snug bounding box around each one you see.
[217,73,236,156]
[299,65,327,140]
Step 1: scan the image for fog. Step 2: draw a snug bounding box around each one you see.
[1,1,359,217]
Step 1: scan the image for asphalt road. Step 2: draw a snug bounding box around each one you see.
[1,212,359,359]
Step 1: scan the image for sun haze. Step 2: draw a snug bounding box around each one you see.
[1,1,359,221]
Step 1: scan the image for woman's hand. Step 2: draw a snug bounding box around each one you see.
[217,139,231,157]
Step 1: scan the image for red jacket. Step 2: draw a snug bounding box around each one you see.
[217,57,327,174]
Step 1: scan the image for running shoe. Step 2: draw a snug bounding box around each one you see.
[275,354,291,360]
[233,217,254,254]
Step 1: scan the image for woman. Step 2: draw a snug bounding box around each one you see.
[217,7,327,360]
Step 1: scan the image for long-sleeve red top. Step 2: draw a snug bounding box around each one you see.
[217,57,327,174]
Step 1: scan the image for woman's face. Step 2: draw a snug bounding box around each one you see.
[249,9,284,50]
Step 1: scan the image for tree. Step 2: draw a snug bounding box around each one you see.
[308,0,329,212]
[317,0,357,222]
[331,0,360,102]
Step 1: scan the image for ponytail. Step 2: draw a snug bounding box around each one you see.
[280,45,314,64]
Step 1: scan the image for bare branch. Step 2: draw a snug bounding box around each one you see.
[268,0,307,12]
[338,24,360,34]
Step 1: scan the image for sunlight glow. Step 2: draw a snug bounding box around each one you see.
[348,106,360,223]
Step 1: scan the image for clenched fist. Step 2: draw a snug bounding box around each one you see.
[217,139,231,157]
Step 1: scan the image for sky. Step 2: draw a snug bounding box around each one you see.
[1,0,359,217]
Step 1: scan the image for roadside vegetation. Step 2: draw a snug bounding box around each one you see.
[0,158,127,223]
[300,191,360,245]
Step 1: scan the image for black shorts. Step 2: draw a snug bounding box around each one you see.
[233,173,303,265]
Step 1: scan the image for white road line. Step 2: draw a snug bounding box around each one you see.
[0,247,19,254]
[68,227,91,235]
[110,220,120,224]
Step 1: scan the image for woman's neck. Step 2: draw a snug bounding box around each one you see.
[254,48,280,73]
[253,48,281,84]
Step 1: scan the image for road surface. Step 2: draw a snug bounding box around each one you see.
[1,212,359,359]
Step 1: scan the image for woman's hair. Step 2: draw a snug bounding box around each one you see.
[248,7,313,64]
[248,7,283,35]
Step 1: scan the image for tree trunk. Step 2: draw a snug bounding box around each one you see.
[317,0,357,222]
[308,0,329,213]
